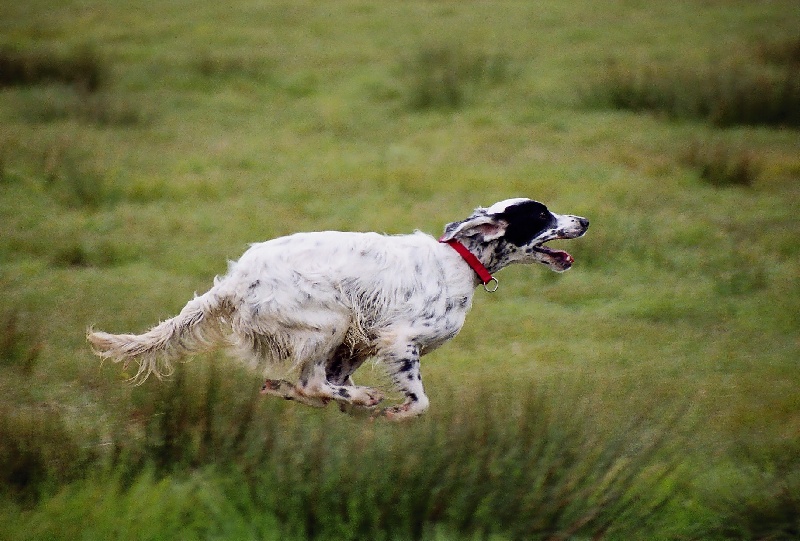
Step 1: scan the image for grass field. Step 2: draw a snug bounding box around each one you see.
[1,1,799,539]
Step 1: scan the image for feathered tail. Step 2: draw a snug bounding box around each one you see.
[87,287,231,383]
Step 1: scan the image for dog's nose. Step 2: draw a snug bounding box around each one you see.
[578,217,589,229]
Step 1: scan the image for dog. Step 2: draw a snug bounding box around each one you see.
[88,198,588,420]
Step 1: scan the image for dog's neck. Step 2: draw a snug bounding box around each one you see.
[456,236,516,276]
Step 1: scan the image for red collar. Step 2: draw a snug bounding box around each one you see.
[439,238,499,292]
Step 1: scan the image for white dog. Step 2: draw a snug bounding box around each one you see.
[88,198,588,419]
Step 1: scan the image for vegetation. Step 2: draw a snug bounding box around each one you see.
[586,37,800,127]
[1,1,799,539]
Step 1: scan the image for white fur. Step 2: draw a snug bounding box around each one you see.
[88,198,588,419]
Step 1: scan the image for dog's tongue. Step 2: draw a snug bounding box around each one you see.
[550,249,573,264]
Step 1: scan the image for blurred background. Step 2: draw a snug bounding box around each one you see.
[1,1,798,539]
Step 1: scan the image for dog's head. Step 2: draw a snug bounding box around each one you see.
[441,198,589,272]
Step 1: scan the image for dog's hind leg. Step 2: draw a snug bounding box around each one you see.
[260,331,383,410]
[260,378,329,408]
[298,359,384,409]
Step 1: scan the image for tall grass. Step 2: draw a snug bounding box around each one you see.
[0,311,41,375]
[1,359,694,540]
[403,45,511,111]
[587,39,800,127]
[0,44,106,92]
[682,139,760,188]
[41,137,118,209]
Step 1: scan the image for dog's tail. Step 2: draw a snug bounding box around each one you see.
[87,286,232,384]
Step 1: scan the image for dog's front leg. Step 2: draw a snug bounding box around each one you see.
[379,342,429,420]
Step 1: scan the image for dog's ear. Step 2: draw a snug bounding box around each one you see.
[440,212,508,242]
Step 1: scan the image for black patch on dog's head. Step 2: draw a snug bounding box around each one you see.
[492,200,555,246]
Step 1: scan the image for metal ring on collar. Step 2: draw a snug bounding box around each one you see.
[483,277,499,293]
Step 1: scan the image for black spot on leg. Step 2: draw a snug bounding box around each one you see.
[326,357,344,382]
[398,358,415,372]
[336,387,350,399]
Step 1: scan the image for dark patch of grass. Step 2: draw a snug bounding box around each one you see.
[0,138,9,185]
[587,53,800,128]
[757,35,800,66]
[0,310,42,374]
[50,241,134,269]
[0,405,89,505]
[707,438,800,541]
[682,139,760,188]
[194,51,271,80]
[404,45,511,111]
[0,44,107,92]
[18,86,148,127]
[41,138,119,209]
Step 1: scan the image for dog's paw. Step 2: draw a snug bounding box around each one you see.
[359,387,385,407]
[338,386,384,408]
[375,402,425,421]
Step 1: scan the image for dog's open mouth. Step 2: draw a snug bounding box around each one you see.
[532,244,575,271]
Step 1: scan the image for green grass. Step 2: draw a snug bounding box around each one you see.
[1,0,799,539]
[585,37,800,127]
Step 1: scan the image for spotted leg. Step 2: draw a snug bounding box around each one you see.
[379,342,429,420]
[260,332,383,410]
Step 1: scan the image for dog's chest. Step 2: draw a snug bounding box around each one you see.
[404,286,473,353]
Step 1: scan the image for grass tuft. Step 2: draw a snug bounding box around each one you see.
[404,45,511,111]
[0,44,107,92]
[682,139,760,188]
[41,138,119,209]
[18,86,148,127]
[194,51,271,80]
[0,311,42,374]
[587,54,800,127]
[757,35,800,66]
